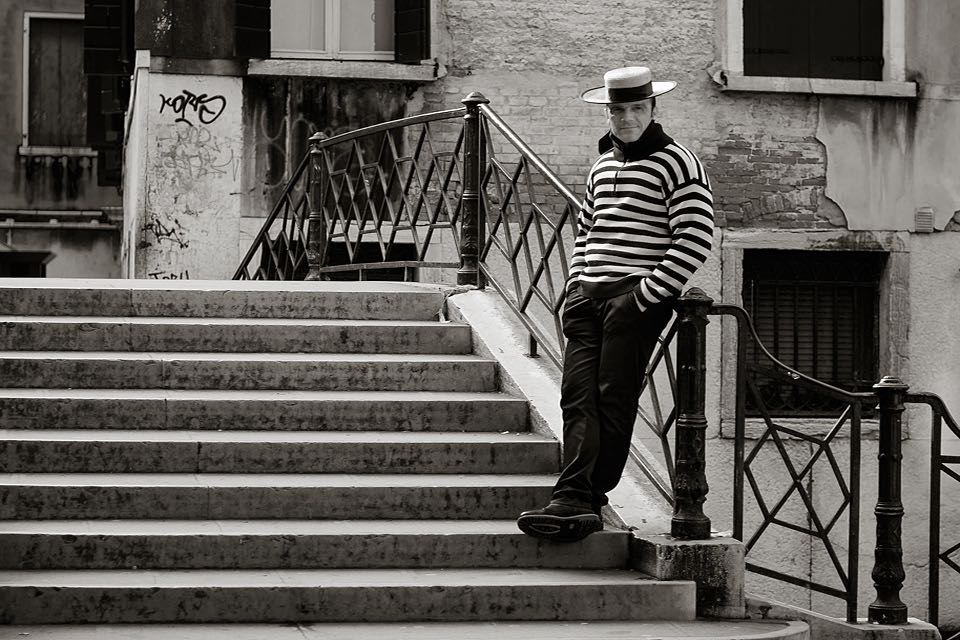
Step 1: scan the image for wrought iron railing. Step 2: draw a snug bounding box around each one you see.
[235,93,957,631]
[714,302,875,623]
[907,392,960,639]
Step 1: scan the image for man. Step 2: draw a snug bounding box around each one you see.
[517,66,715,542]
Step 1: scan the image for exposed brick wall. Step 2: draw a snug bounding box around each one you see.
[702,132,844,229]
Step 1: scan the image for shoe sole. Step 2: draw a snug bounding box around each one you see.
[516,513,603,542]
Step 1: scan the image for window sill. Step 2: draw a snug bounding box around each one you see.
[247,58,443,82]
[719,73,917,98]
[18,145,98,158]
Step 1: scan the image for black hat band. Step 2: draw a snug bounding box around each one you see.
[606,82,655,102]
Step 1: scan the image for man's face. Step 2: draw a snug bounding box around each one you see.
[606,100,654,143]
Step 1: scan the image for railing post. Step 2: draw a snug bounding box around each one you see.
[305,132,328,281]
[458,91,489,286]
[869,375,909,625]
[672,287,713,540]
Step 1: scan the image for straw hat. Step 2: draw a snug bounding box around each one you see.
[580,66,677,104]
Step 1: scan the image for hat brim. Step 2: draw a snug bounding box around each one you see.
[580,81,677,104]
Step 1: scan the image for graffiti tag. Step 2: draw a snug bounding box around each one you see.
[148,269,191,280]
[159,90,226,126]
[156,125,240,182]
[142,217,189,249]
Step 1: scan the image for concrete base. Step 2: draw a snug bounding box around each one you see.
[632,534,746,619]
[745,596,941,640]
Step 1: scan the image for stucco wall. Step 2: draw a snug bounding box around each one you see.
[134,72,243,279]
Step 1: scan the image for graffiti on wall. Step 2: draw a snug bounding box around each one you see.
[141,216,189,249]
[156,124,240,183]
[159,89,226,126]
[147,269,191,279]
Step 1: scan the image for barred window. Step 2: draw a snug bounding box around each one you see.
[742,250,885,416]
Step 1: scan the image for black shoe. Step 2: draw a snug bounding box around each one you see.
[517,502,603,542]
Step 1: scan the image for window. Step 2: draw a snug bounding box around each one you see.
[21,13,86,149]
[719,0,913,96]
[743,0,882,80]
[742,250,885,416]
[271,0,411,61]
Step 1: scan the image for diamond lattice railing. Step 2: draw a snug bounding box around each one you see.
[234,152,312,280]
[314,109,465,278]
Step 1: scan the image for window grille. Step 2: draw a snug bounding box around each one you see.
[742,249,885,416]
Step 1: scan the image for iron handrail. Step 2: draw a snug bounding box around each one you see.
[233,151,311,280]
[309,108,466,149]
[477,104,581,209]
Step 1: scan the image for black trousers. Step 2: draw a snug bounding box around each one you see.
[552,286,673,509]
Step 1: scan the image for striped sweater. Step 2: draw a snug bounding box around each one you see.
[568,123,715,312]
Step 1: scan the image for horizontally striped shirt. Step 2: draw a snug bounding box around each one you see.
[568,130,714,312]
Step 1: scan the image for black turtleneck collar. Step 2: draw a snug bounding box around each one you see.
[598,121,673,162]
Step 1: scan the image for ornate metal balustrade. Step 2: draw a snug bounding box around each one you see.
[235,94,958,632]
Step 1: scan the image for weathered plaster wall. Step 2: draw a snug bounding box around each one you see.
[0,0,121,211]
[136,73,242,279]
[122,52,151,278]
[2,226,120,277]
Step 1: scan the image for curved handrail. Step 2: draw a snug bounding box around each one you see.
[478,103,581,210]
[906,391,960,439]
[308,107,466,149]
[711,302,877,403]
[233,151,312,280]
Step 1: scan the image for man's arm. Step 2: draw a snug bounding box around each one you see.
[566,171,596,293]
[632,151,714,312]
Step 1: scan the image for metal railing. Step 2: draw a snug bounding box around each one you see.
[715,301,875,622]
[908,392,960,639]
[235,94,958,632]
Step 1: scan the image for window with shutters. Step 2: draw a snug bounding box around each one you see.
[741,250,885,417]
[21,13,88,149]
[743,0,882,81]
[270,0,429,63]
[718,0,914,97]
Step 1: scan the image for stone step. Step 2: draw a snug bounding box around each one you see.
[0,473,555,520]
[0,279,447,320]
[0,568,697,624]
[1,520,628,570]
[0,316,472,354]
[0,352,497,391]
[0,430,559,473]
[0,389,529,432]
[0,620,811,640]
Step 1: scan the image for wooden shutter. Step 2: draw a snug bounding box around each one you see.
[29,18,86,147]
[235,0,271,59]
[743,0,882,80]
[810,0,883,80]
[743,0,809,78]
[394,0,429,64]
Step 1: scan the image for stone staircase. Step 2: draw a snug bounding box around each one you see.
[0,279,807,639]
